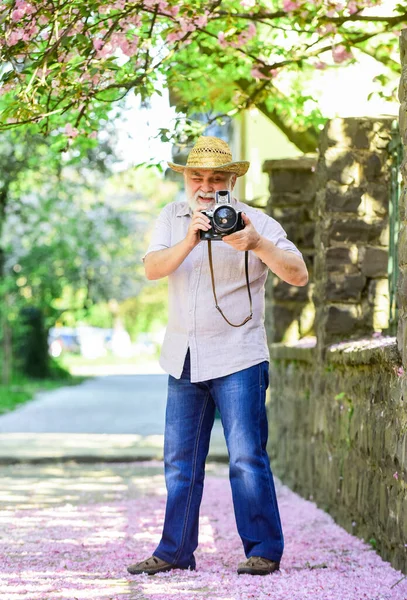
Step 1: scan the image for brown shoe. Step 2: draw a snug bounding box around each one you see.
[127,556,173,575]
[237,556,280,576]
[127,555,194,576]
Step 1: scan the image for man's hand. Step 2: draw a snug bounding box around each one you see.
[186,207,212,249]
[222,213,260,251]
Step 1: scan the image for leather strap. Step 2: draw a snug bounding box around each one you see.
[207,240,253,328]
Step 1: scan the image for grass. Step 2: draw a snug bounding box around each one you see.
[0,361,86,415]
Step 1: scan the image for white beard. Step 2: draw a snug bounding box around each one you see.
[186,188,216,211]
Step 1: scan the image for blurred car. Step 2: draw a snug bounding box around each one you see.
[48,328,81,358]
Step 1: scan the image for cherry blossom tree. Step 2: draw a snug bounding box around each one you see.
[0,0,403,152]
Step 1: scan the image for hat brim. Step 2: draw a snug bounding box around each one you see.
[168,161,250,177]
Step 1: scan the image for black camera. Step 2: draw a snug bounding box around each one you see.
[199,190,245,241]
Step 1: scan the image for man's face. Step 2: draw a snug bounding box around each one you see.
[184,169,236,210]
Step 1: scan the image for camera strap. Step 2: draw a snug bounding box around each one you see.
[207,240,253,328]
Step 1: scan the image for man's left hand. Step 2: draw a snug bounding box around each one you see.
[222,213,261,251]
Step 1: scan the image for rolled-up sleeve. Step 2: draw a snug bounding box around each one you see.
[142,204,172,261]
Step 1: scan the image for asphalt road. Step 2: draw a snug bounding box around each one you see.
[0,375,170,434]
[0,374,227,458]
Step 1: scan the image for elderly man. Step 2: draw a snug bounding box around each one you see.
[127,136,308,577]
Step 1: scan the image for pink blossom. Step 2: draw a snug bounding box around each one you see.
[397,366,404,377]
[128,14,142,26]
[179,18,196,33]
[347,0,358,12]
[93,38,104,51]
[332,44,353,63]
[323,23,337,33]
[237,22,257,45]
[166,32,181,43]
[97,41,114,58]
[251,67,270,79]
[6,29,23,46]
[119,37,139,57]
[283,0,300,11]
[65,123,79,138]
[22,23,39,41]
[241,0,256,7]
[160,4,181,17]
[248,22,256,37]
[1,463,407,600]
[11,8,25,21]
[194,14,208,28]
[0,82,13,96]
[314,61,328,69]
[218,31,227,48]
[393,471,399,480]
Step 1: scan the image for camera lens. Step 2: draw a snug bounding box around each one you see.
[213,205,238,233]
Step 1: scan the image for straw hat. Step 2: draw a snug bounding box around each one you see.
[168,136,250,177]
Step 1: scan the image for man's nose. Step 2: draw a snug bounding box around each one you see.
[200,180,214,192]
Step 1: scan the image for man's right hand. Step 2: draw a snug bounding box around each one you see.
[144,208,212,280]
[186,208,212,248]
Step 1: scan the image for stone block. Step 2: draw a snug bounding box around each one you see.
[263,156,317,174]
[325,246,353,271]
[326,181,364,212]
[324,148,389,186]
[397,314,407,367]
[329,219,384,244]
[273,280,310,302]
[324,149,363,185]
[323,118,393,151]
[400,157,407,184]
[326,273,366,301]
[267,191,303,208]
[368,278,389,305]
[272,205,309,225]
[398,32,407,99]
[361,183,390,218]
[325,305,359,335]
[399,102,407,142]
[364,153,385,181]
[361,247,388,278]
[272,305,299,343]
[270,170,314,194]
[397,224,407,267]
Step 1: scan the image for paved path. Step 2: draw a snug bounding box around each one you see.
[0,460,406,600]
[0,375,169,434]
[0,374,228,462]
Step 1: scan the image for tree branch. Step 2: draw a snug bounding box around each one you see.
[236,77,320,153]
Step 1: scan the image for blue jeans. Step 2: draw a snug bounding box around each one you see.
[154,351,284,568]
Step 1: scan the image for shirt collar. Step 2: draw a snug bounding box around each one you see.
[175,201,192,217]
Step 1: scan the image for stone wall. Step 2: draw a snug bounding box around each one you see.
[263,157,316,343]
[398,30,407,367]
[264,111,406,572]
[267,339,406,572]
[314,117,395,351]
